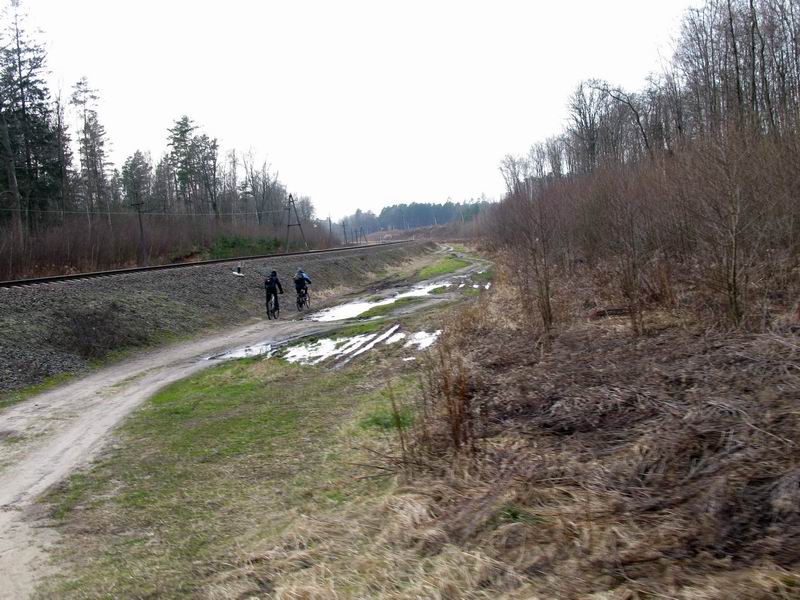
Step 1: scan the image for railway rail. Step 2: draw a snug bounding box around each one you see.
[0,240,414,289]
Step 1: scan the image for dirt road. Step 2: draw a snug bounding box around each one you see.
[0,245,480,598]
[0,317,338,599]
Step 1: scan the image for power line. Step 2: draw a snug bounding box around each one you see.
[0,207,289,217]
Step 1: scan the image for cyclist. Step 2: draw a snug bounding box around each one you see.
[293,268,311,305]
[264,270,284,314]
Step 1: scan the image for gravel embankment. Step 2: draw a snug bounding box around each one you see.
[0,242,431,392]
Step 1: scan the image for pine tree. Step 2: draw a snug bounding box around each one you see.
[0,1,68,232]
[122,150,152,208]
[167,115,197,212]
[193,134,219,218]
[70,77,111,225]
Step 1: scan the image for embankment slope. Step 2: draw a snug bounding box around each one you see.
[0,242,431,392]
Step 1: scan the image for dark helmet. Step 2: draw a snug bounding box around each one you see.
[270,270,277,276]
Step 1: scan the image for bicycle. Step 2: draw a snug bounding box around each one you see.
[266,294,280,320]
[296,288,311,311]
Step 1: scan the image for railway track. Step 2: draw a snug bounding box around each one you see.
[0,240,414,289]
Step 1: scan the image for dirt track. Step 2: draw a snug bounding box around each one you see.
[0,242,482,598]
[0,241,428,392]
[0,317,340,599]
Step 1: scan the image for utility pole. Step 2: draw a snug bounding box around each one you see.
[284,194,309,252]
[342,221,348,245]
[327,216,332,247]
[131,202,147,266]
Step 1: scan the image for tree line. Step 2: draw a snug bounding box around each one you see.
[489,0,800,331]
[0,2,319,278]
[340,200,490,236]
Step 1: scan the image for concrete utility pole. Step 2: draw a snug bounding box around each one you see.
[131,202,147,266]
[328,216,332,247]
[342,222,348,245]
[284,194,309,252]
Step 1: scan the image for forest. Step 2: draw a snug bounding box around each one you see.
[339,199,490,237]
[0,3,320,280]
[488,0,800,330]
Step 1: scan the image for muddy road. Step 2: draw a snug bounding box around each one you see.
[0,251,485,599]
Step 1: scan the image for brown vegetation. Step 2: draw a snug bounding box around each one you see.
[491,0,800,334]
[0,214,335,280]
[379,263,800,597]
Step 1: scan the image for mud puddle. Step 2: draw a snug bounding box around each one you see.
[308,281,451,322]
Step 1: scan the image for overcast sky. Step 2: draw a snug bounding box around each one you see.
[28,0,696,220]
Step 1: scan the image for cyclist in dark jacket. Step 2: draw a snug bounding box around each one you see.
[293,269,311,307]
[294,269,311,293]
[264,270,284,313]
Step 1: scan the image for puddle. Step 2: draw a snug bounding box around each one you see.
[384,331,407,345]
[308,281,451,322]
[208,342,272,361]
[275,325,404,365]
[208,278,454,362]
[404,330,442,350]
[283,338,341,364]
[347,325,401,360]
[282,333,376,364]
[209,325,441,367]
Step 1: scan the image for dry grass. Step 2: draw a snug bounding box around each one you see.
[391,267,800,598]
[210,262,800,599]
[39,253,800,598]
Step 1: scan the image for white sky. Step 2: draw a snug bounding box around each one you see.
[27,0,696,220]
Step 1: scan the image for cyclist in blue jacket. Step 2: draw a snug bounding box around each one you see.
[294,269,311,301]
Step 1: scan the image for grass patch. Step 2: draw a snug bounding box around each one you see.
[429,285,451,295]
[357,296,426,320]
[359,405,414,431]
[39,358,416,599]
[333,320,386,337]
[207,235,281,259]
[495,504,544,526]
[471,267,495,283]
[462,286,481,297]
[417,256,470,279]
